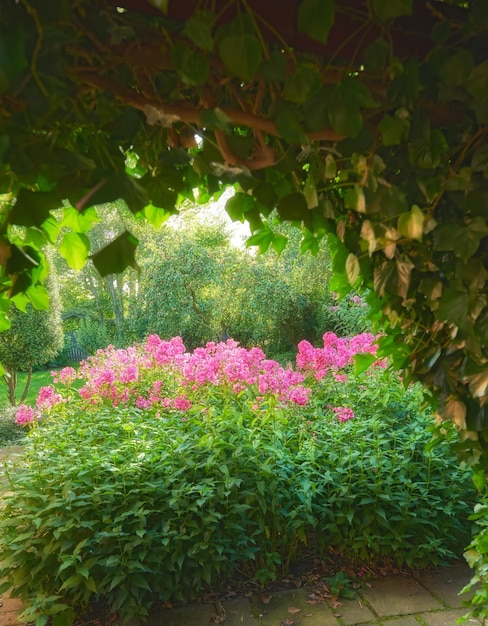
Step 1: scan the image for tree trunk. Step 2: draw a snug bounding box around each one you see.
[19,367,33,404]
[3,368,17,406]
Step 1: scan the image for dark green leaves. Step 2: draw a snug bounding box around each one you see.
[433,218,488,263]
[297,0,335,44]
[226,192,255,222]
[91,232,139,276]
[276,192,308,221]
[10,189,62,228]
[219,34,262,81]
[0,25,27,94]
[172,43,210,85]
[372,0,412,21]
[182,10,215,51]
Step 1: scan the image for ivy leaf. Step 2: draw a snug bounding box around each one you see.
[345,253,360,285]
[200,108,231,132]
[219,34,262,81]
[83,173,149,214]
[436,287,468,327]
[271,233,288,255]
[275,105,308,145]
[182,10,215,51]
[172,42,210,86]
[26,284,49,310]
[465,363,488,399]
[372,0,413,21]
[284,63,322,104]
[226,192,254,222]
[140,173,178,211]
[246,228,274,253]
[344,185,366,213]
[253,182,277,213]
[59,232,90,271]
[61,206,100,233]
[362,38,389,72]
[433,218,488,263]
[439,50,474,87]
[144,204,173,229]
[276,192,308,221]
[297,0,335,44]
[397,205,424,241]
[91,231,140,277]
[10,189,61,227]
[466,59,488,100]
[378,114,406,146]
[354,352,377,375]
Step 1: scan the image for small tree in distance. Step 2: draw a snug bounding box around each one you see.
[0,248,63,405]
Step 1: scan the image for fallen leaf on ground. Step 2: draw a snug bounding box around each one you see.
[260,594,273,604]
[288,606,301,614]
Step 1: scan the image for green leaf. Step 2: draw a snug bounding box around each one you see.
[246,228,274,253]
[199,108,231,132]
[219,34,262,81]
[140,173,178,211]
[61,206,100,233]
[83,173,149,214]
[433,218,488,263]
[10,189,61,228]
[344,185,366,213]
[284,64,322,104]
[276,192,308,221]
[253,182,277,212]
[378,115,406,146]
[144,204,173,229]
[91,231,139,277]
[226,192,254,222]
[372,0,412,21]
[362,38,389,72]
[274,105,308,145]
[397,205,424,241]
[345,253,360,285]
[183,10,215,51]
[59,233,90,270]
[325,154,336,179]
[466,60,488,101]
[171,42,210,86]
[0,25,28,94]
[439,50,474,87]
[353,352,377,375]
[26,284,49,310]
[271,233,288,255]
[436,287,468,327]
[297,0,335,44]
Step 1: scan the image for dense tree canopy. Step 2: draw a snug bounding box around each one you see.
[1,0,488,471]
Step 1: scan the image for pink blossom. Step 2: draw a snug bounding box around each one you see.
[173,395,192,411]
[332,406,355,422]
[15,405,40,425]
[36,386,63,410]
[288,387,311,406]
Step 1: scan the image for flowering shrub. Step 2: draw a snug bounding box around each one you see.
[2,333,477,625]
[16,332,380,426]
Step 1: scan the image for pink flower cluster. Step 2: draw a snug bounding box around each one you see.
[64,336,311,413]
[15,405,40,425]
[296,332,379,381]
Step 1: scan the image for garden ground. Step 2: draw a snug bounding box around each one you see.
[0,559,482,625]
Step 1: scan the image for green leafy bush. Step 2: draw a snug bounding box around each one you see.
[0,334,477,625]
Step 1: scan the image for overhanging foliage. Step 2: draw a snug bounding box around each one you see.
[1,0,488,471]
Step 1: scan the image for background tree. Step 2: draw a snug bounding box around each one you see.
[0,247,63,404]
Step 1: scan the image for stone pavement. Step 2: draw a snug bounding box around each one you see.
[0,561,482,626]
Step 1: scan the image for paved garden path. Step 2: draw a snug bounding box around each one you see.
[0,447,483,625]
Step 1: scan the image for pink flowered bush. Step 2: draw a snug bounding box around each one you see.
[16,332,384,426]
